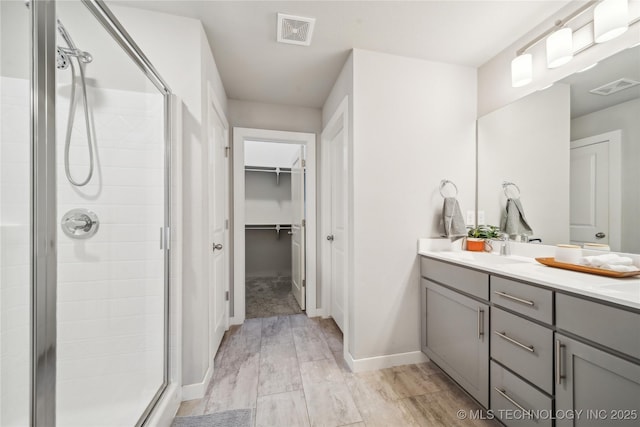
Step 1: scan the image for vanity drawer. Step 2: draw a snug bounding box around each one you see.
[491,361,552,427]
[420,257,489,300]
[491,276,553,324]
[556,293,640,360]
[491,308,554,394]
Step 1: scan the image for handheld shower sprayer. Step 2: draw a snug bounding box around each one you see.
[56,20,96,187]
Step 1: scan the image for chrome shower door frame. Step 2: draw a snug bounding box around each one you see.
[31,0,58,425]
[31,0,173,425]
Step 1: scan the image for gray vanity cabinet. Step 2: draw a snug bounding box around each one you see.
[421,278,489,407]
[555,333,640,427]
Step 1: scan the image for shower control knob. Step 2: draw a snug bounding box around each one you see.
[213,243,223,251]
[61,208,99,239]
[595,232,606,239]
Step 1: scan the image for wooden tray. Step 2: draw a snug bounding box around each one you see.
[535,257,640,278]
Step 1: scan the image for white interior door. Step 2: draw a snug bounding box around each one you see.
[291,147,306,310]
[570,140,609,245]
[329,129,346,332]
[208,104,228,359]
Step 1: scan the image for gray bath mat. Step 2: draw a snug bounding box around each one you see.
[172,409,252,427]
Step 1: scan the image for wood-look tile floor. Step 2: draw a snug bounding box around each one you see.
[175,314,498,427]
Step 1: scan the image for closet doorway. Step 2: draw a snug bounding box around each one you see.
[232,128,317,323]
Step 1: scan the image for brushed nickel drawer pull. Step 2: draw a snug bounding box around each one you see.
[494,331,535,352]
[556,339,566,385]
[494,387,529,413]
[477,308,485,339]
[494,291,535,306]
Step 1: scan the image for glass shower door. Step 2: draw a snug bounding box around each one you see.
[0,2,32,425]
[55,2,168,426]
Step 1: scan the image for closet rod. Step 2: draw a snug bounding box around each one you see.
[245,224,293,239]
[245,166,292,185]
[244,167,292,173]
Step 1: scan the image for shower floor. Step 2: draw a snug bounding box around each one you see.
[245,276,303,319]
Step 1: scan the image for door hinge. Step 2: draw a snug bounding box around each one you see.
[225,146,230,158]
[225,219,229,230]
[302,159,306,168]
[302,219,306,227]
[225,291,229,301]
[302,279,306,288]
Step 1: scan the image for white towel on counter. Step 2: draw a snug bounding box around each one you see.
[580,254,639,272]
[580,254,634,267]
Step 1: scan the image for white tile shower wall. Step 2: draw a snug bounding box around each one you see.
[55,83,165,425]
[0,77,31,426]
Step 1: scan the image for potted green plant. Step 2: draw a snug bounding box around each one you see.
[466,225,501,252]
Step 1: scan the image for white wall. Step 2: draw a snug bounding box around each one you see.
[0,5,31,424]
[112,5,228,389]
[244,141,301,168]
[478,2,640,116]
[477,84,571,245]
[572,98,640,253]
[229,99,321,135]
[0,77,31,427]
[350,49,477,360]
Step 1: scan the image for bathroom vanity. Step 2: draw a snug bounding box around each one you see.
[418,241,640,427]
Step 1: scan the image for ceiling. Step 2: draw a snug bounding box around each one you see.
[111,0,573,108]
[561,44,640,118]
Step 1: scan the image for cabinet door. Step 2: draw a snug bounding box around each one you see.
[556,333,640,427]
[423,279,489,407]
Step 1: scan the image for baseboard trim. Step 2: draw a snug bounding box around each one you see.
[146,383,181,426]
[181,365,213,401]
[348,350,429,373]
[229,316,244,326]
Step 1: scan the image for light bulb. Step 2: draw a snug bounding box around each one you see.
[546,28,573,68]
[511,54,532,88]
[594,0,629,43]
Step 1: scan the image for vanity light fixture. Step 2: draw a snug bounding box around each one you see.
[594,0,629,43]
[510,0,639,87]
[511,54,533,87]
[546,27,573,68]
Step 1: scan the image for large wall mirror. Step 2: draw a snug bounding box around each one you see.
[477,44,640,253]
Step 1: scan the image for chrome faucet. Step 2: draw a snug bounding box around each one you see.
[500,233,511,256]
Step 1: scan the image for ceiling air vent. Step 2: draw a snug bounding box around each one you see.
[277,13,315,46]
[589,78,640,96]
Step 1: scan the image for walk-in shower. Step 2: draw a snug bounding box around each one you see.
[0,0,173,425]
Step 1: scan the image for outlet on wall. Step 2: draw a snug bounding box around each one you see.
[466,211,475,226]
[478,210,486,225]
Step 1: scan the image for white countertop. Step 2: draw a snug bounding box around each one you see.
[418,238,640,311]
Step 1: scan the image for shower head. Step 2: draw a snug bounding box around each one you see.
[57,47,70,70]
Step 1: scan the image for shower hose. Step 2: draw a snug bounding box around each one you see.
[63,57,94,187]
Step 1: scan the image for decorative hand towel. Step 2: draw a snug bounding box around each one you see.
[581,254,634,267]
[443,197,466,237]
[500,198,533,236]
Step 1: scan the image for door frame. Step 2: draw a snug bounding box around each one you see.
[232,128,317,324]
[320,96,351,366]
[570,130,621,251]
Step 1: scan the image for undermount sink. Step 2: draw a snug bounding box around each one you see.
[438,251,533,266]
